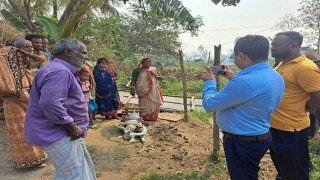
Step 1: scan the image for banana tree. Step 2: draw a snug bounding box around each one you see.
[0,9,30,33]
[1,0,209,41]
[36,15,90,43]
[58,0,203,38]
[58,0,94,38]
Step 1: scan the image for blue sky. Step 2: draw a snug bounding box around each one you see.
[179,0,302,54]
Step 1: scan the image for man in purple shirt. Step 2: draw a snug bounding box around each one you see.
[25,38,96,180]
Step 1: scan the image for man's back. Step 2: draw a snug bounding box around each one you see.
[214,62,285,135]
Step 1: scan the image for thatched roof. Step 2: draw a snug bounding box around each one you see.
[0,21,25,46]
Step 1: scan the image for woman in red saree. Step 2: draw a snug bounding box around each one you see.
[130,57,164,121]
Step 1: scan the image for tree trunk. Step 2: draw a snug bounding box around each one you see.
[212,44,221,161]
[179,49,188,121]
[318,30,320,54]
[8,0,36,32]
[59,0,94,38]
[52,0,58,18]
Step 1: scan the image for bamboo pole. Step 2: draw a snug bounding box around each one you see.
[179,49,188,121]
[212,44,221,161]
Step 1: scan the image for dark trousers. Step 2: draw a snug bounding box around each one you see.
[309,110,320,137]
[223,136,271,180]
[269,127,309,180]
[309,113,317,137]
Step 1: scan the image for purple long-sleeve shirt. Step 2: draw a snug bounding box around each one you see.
[25,58,89,146]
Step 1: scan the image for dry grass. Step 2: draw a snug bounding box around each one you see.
[0,21,25,45]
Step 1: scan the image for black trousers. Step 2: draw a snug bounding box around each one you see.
[270,127,309,180]
[309,110,320,137]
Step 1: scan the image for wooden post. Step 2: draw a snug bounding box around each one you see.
[179,49,188,121]
[212,44,221,161]
[190,96,195,111]
[123,95,133,105]
[207,51,211,65]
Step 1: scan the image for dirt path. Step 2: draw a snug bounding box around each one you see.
[0,119,54,180]
[86,115,215,179]
[0,113,277,180]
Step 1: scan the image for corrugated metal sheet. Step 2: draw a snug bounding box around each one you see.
[119,91,204,112]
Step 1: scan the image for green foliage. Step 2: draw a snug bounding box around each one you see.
[211,0,240,6]
[159,77,204,98]
[74,22,91,39]
[59,0,94,38]
[36,15,91,43]
[114,70,130,91]
[141,156,228,180]
[141,171,162,180]
[0,9,30,33]
[310,155,320,179]
[87,4,198,66]
[144,0,203,36]
[188,110,214,124]
[309,139,320,179]
[36,15,61,42]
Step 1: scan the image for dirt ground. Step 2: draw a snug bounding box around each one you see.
[0,112,277,180]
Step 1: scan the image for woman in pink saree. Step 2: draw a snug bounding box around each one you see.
[130,57,164,121]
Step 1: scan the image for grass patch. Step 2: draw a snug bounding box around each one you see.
[310,138,320,179]
[188,109,214,124]
[141,155,229,180]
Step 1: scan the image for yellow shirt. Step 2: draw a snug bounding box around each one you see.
[271,55,320,131]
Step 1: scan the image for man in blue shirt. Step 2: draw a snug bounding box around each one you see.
[202,35,285,179]
[40,35,53,62]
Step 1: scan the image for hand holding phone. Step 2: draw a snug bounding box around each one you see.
[220,65,236,80]
[210,66,225,76]
[202,66,216,81]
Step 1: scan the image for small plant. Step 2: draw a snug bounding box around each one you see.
[309,139,320,179]
[187,109,214,124]
[141,171,162,180]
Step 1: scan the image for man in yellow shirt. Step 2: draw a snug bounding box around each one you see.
[270,31,320,180]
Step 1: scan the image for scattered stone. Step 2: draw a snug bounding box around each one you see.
[183,136,188,140]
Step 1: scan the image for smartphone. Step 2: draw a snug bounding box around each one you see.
[210,66,225,75]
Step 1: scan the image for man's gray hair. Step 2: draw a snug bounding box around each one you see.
[13,39,31,48]
[54,38,85,56]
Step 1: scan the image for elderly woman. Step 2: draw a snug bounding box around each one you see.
[0,39,47,169]
[130,57,164,121]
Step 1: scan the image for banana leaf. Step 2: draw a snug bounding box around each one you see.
[0,9,30,33]
[74,22,90,39]
[36,15,61,42]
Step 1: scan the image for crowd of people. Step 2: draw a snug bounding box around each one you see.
[0,33,165,179]
[0,30,320,180]
[203,31,320,180]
